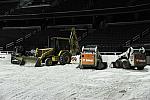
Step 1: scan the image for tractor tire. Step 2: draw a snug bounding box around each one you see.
[112,62,116,68]
[35,58,42,67]
[103,62,108,69]
[137,66,144,70]
[96,61,105,70]
[122,60,130,69]
[45,58,53,66]
[59,51,71,65]
[130,66,135,70]
[115,60,122,68]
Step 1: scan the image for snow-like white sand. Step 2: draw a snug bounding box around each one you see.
[0,55,150,100]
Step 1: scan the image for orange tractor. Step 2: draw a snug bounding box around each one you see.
[79,45,107,70]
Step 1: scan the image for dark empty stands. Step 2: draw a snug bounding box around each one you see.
[0,28,37,49]
[80,23,150,51]
[0,0,19,15]
[10,0,132,15]
[133,28,150,44]
[127,0,150,6]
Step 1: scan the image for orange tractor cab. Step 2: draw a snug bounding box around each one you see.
[79,45,107,70]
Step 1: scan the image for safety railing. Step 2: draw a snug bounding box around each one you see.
[5,28,40,50]
[6,42,14,49]
[78,31,88,42]
[0,47,3,51]
[124,27,150,46]
[0,51,13,54]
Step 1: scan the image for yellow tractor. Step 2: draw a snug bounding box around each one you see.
[35,37,72,67]
[34,27,80,67]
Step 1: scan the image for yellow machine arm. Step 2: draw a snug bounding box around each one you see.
[35,48,54,67]
[70,27,80,56]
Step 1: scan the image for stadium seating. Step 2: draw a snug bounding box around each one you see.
[80,23,150,51]
[0,0,19,15]
[10,0,129,15]
[0,29,36,50]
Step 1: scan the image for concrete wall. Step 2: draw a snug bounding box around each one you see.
[0,51,12,64]
[101,55,119,67]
